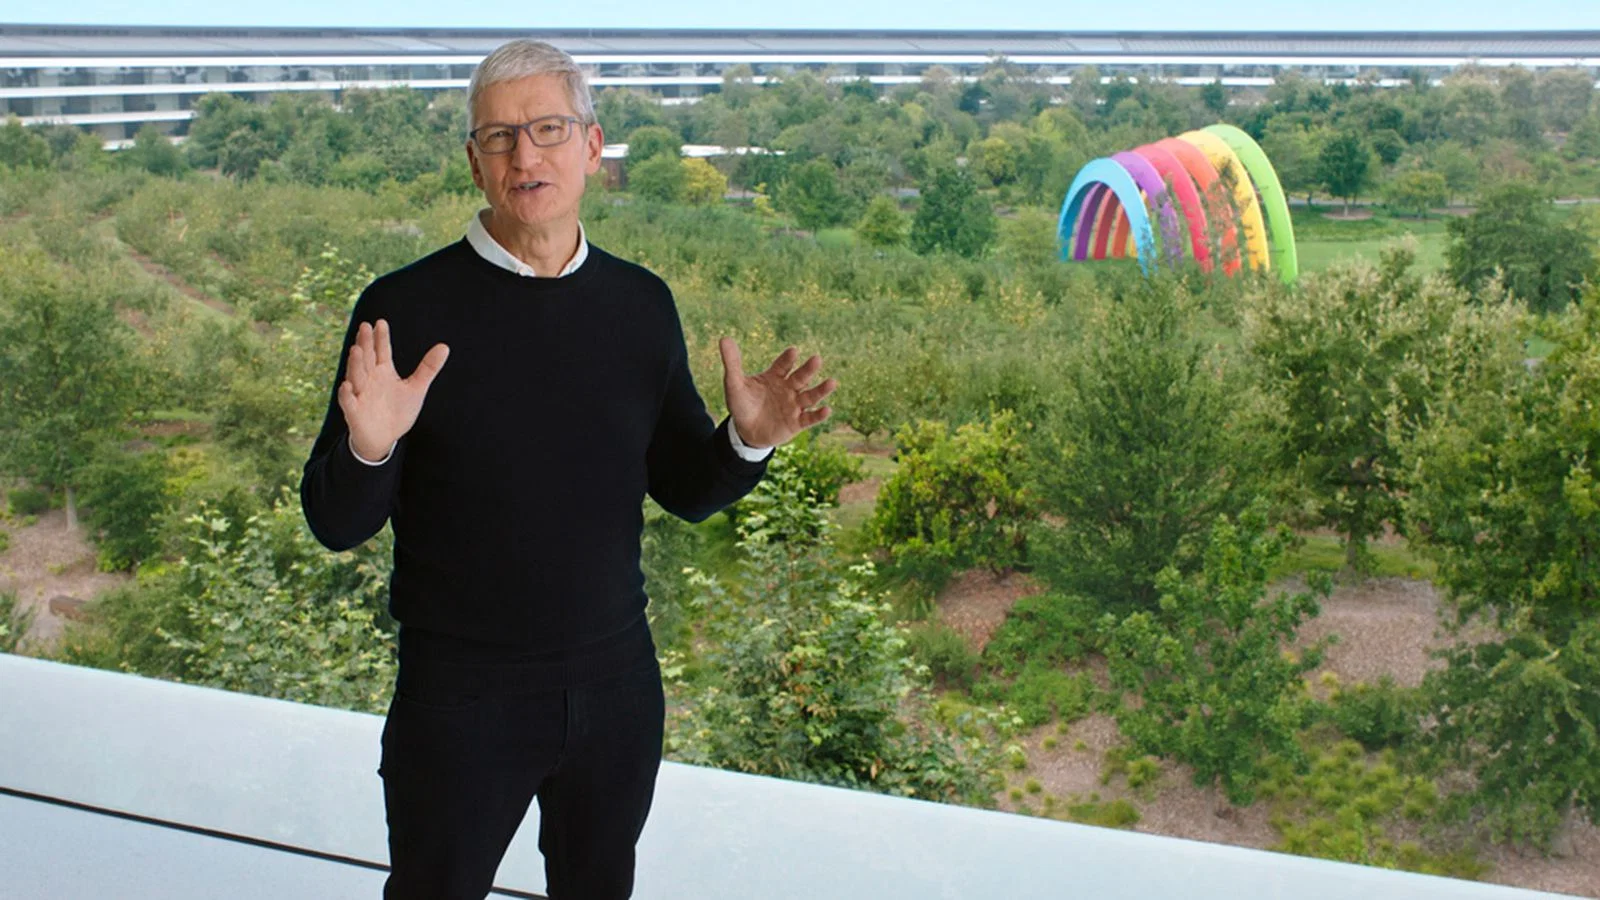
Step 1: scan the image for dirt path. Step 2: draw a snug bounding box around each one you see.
[0,509,130,655]
[120,244,240,318]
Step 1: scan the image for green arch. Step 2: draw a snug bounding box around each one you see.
[1202,123,1299,283]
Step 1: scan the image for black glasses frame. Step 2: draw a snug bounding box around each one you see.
[468,115,586,154]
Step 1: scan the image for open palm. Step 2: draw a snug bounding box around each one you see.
[338,318,450,460]
[718,337,838,450]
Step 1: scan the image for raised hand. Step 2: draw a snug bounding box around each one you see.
[338,318,450,460]
[718,338,837,450]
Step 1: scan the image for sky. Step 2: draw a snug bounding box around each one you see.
[3,0,1599,32]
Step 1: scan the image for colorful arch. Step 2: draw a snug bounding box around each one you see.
[1203,123,1300,283]
[1131,142,1213,272]
[1056,123,1297,283]
[1056,158,1156,273]
[1179,128,1270,274]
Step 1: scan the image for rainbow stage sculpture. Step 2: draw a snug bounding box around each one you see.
[1056,124,1299,283]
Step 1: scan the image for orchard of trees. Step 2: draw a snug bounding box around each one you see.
[1,56,1598,889]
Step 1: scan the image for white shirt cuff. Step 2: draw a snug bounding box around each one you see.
[349,434,397,466]
[727,419,774,462]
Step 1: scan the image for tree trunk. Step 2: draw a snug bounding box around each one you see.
[65,485,78,532]
[1345,531,1360,573]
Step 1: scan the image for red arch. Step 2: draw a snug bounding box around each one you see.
[1133,143,1213,273]
[1093,193,1122,260]
[1154,137,1240,275]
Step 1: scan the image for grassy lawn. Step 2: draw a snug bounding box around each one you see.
[1273,533,1437,581]
[1290,208,1452,276]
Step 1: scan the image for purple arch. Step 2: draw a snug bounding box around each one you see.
[1111,150,1184,263]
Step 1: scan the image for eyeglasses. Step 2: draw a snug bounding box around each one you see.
[469,115,585,154]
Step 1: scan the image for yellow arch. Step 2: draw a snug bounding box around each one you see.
[1177,129,1269,273]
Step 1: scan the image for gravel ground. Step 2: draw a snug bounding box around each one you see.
[939,569,1599,898]
[0,508,130,654]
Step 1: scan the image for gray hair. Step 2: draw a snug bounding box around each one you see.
[467,39,595,131]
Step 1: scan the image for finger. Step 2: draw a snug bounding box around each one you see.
[407,343,450,390]
[337,378,357,416]
[375,319,392,370]
[347,343,368,393]
[764,345,799,378]
[787,353,823,386]
[798,377,838,408]
[719,337,743,375]
[355,320,374,359]
[800,406,832,429]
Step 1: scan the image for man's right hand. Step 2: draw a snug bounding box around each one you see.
[338,318,450,460]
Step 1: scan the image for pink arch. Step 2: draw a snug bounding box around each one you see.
[1155,137,1240,275]
[1133,143,1213,273]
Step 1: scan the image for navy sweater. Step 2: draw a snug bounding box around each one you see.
[300,239,768,673]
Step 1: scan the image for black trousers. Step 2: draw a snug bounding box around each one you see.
[377,653,665,900]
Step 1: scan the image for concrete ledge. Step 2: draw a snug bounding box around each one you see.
[0,652,1574,899]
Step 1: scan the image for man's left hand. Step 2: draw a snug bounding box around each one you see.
[718,338,838,450]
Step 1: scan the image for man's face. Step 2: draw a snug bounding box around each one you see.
[466,74,603,233]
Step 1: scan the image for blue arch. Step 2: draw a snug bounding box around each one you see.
[1056,158,1156,274]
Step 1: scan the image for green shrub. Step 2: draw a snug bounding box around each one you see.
[1102,503,1330,804]
[0,590,35,653]
[726,429,861,544]
[1061,797,1141,829]
[868,411,1035,588]
[0,529,9,553]
[80,447,172,570]
[981,592,1100,677]
[1325,676,1420,751]
[1260,741,1481,879]
[905,621,979,690]
[8,486,50,516]
[974,662,1093,729]
[668,523,997,805]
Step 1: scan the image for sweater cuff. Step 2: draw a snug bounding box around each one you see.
[714,416,772,476]
[349,434,398,466]
[727,417,776,462]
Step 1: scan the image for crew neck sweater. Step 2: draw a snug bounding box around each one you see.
[299,238,770,688]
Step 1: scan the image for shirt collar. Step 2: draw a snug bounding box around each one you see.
[466,208,588,278]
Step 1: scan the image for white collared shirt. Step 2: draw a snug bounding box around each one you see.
[350,212,773,465]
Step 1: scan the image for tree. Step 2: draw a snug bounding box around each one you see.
[1200,80,1228,117]
[0,116,51,169]
[1422,141,1479,205]
[627,152,687,203]
[1404,293,1600,846]
[218,126,272,180]
[679,157,727,206]
[776,158,849,231]
[1028,276,1258,612]
[1102,503,1330,804]
[0,253,138,530]
[1244,245,1512,572]
[625,125,682,165]
[1382,168,1448,218]
[968,135,1018,187]
[120,124,187,178]
[1318,131,1373,214]
[1445,182,1599,313]
[1537,67,1595,132]
[855,194,907,248]
[1566,113,1600,161]
[1259,121,1327,206]
[909,167,996,259]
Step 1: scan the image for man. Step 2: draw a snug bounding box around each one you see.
[300,39,837,900]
